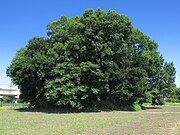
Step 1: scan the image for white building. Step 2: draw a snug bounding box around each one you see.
[0,88,20,99]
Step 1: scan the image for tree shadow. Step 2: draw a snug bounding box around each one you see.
[14,102,147,114]
[15,106,138,114]
[15,107,100,114]
[144,106,163,110]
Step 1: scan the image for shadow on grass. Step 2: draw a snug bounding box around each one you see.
[15,106,139,114]
[14,102,146,114]
[15,107,92,114]
[145,106,163,110]
[15,106,120,114]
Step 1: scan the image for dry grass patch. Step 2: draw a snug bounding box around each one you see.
[0,104,180,135]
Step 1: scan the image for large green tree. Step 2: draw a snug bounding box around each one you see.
[7,9,176,109]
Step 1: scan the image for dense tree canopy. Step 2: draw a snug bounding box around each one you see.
[7,9,176,109]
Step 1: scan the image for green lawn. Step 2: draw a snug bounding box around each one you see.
[0,104,180,135]
[165,102,180,106]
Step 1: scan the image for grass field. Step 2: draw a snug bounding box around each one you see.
[0,103,180,135]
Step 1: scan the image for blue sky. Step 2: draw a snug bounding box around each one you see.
[0,0,180,88]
